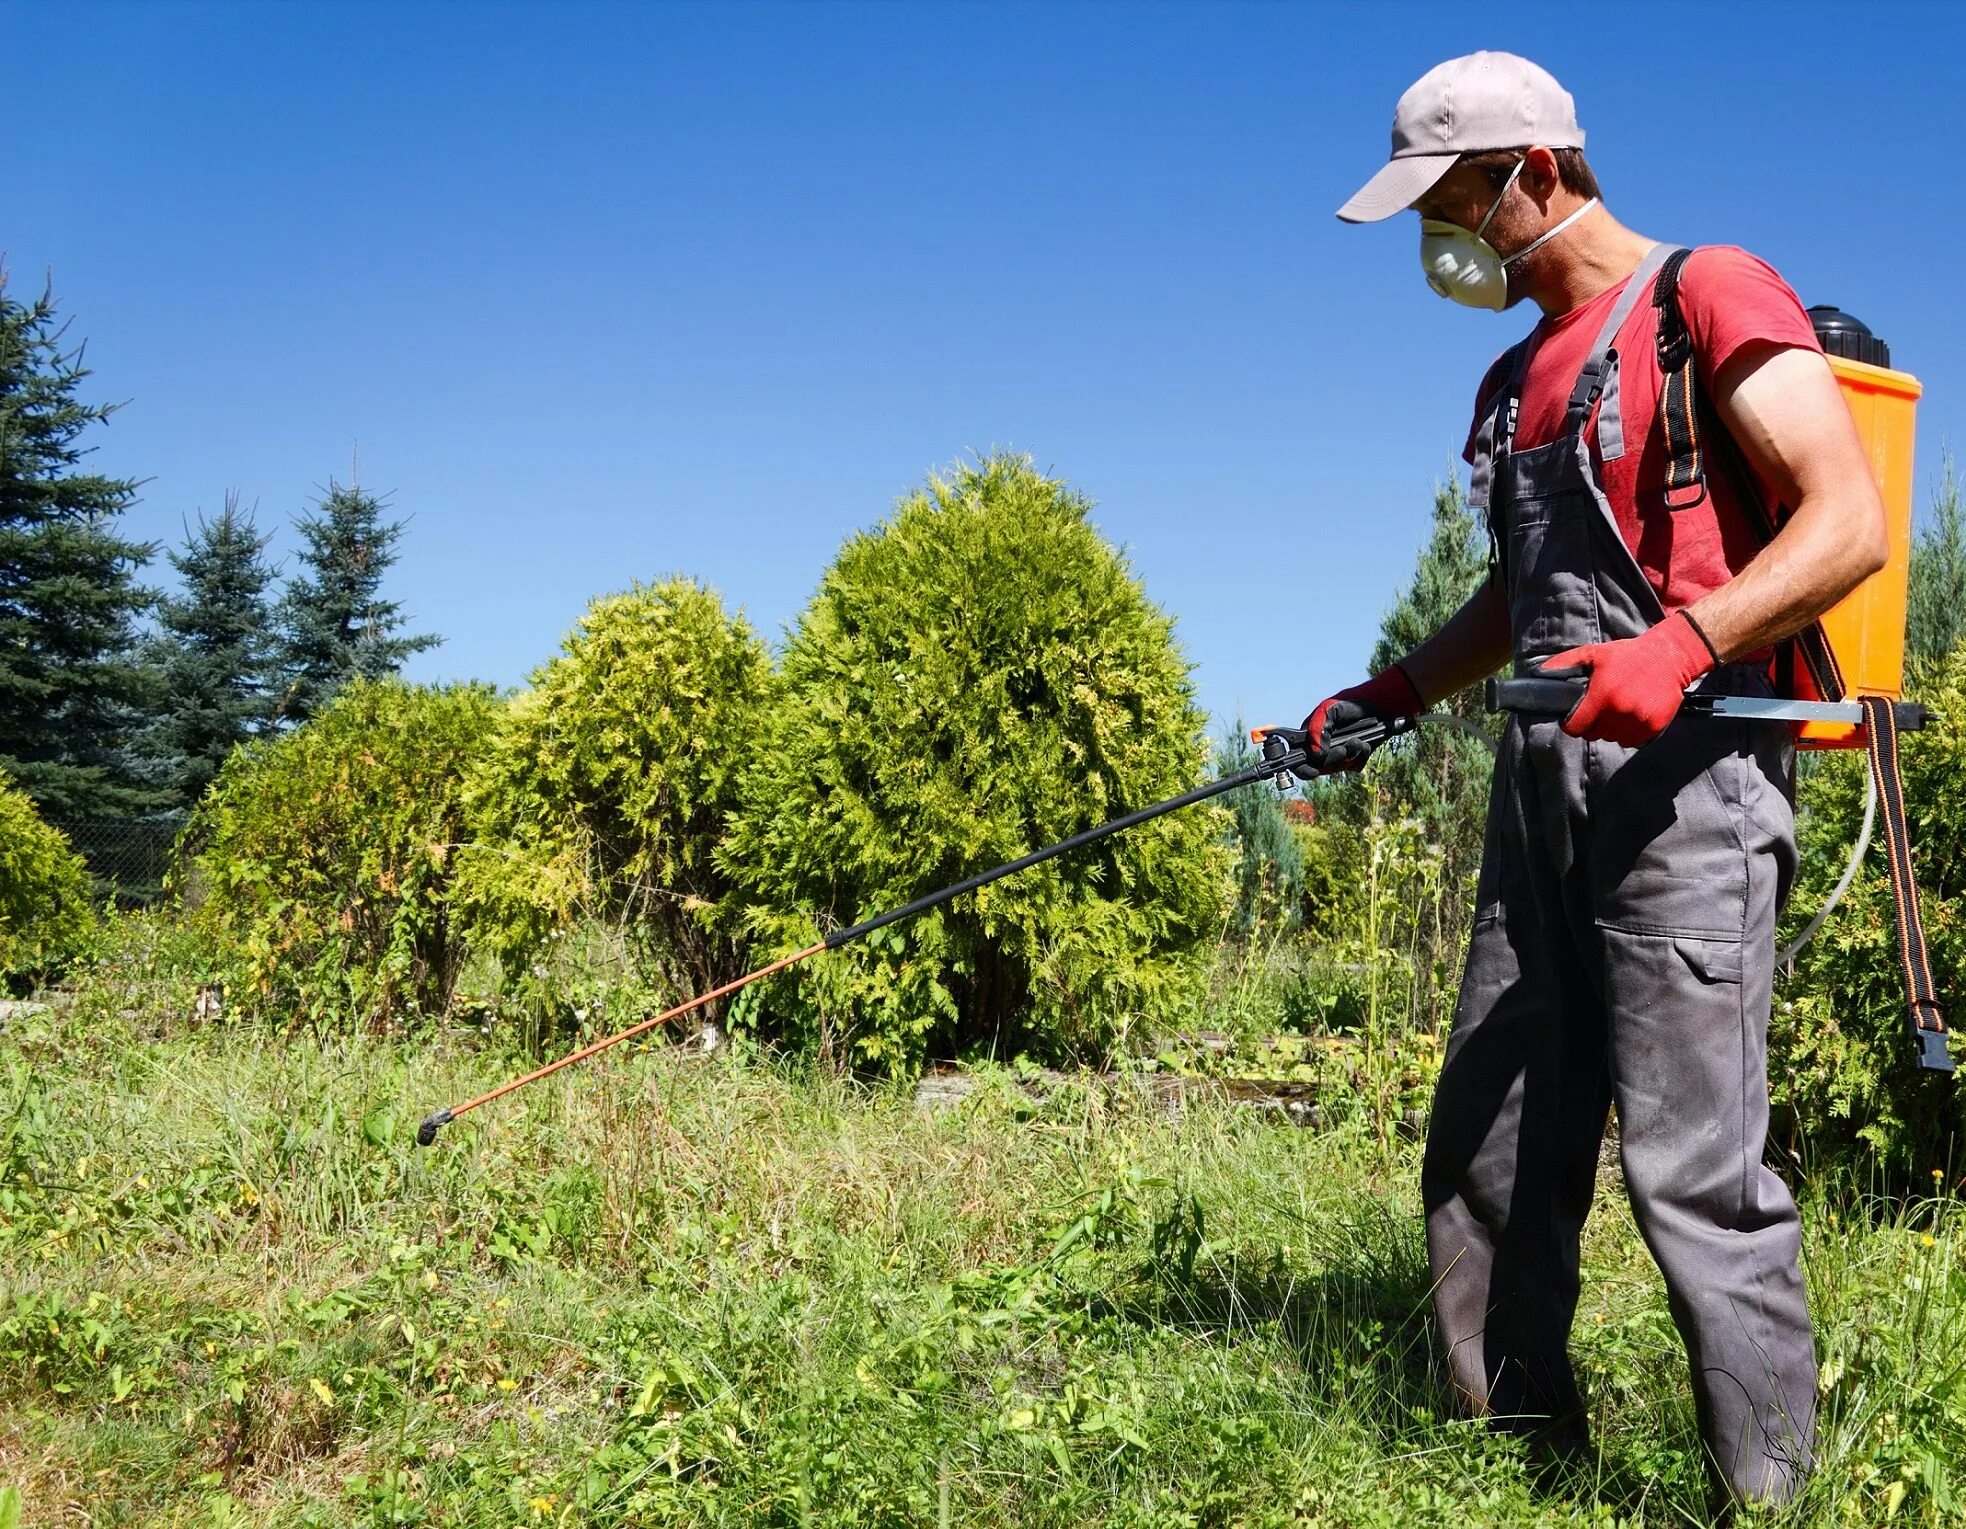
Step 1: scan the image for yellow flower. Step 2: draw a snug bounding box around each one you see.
[1922,1234,1938,1248]
[498,1377,518,1392]
[529,1497,556,1516]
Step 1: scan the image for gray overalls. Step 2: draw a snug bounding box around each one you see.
[1425,243,1816,1502]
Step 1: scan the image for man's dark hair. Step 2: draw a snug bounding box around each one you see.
[1460,146,1601,201]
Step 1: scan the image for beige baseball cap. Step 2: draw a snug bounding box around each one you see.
[1336,52,1585,223]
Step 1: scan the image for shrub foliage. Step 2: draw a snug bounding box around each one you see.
[0,775,96,986]
[722,454,1226,1076]
[457,579,775,1011]
[1775,646,1966,1174]
[182,678,498,1028]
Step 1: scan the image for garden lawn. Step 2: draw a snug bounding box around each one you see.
[1,989,1961,1527]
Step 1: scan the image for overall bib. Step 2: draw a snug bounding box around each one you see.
[1423,244,1816,1501]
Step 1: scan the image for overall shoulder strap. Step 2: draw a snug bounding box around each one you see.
[1469,337,1535,584]
[1563,241,1679,445]
[1469,339,1534,504]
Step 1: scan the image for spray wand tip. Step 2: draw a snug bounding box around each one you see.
[415,1109,454,1147]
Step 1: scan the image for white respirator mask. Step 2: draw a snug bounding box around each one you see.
[1419,156,1599,311]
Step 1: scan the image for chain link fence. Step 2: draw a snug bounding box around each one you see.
[48,814,189,908]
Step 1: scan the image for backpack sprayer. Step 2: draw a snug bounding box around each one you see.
[416,712,1416,1145]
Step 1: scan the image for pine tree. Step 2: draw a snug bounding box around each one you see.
[0,270,161,818]
[1363,473,1500,854]
[143,493,281,805]
[274,479,439,725]
[1317,475,1499,842]
[1309,474,1500,1029]
[1907,451,1966,672]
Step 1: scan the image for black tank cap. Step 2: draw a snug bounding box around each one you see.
[1808,305,1892,368]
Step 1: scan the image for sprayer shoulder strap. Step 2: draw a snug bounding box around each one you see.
[1652,248,1846,704]
[1859,695,1953,1071]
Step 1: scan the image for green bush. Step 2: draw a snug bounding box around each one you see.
[1775,649,1966,1175]
[721,454,1227,1077]
[457,578,776,1019]
[0,775,96,987]
[181,678,499,1028]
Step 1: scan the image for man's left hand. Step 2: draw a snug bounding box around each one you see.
[1540,609,1719,747]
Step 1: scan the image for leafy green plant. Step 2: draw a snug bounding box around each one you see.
[179,677,499,1029]
[721,454,1227,1077]
[1774,646,1966,1175]
[0,773,96,988]
[456,578,775,1024]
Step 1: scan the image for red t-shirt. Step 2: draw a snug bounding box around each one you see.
[1462,245,1823,615]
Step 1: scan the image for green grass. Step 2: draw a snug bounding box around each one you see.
[2,968,1961,1526]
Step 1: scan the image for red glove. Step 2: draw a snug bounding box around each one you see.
[1302,664,1423,772]
[1541,610,1719,747]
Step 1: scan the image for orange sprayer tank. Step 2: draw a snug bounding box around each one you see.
[1796,307,1921,749]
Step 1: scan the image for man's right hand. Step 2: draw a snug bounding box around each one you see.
[1302,665,1423,772]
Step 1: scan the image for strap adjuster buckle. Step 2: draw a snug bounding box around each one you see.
[1914,1024,1955,1074]
[1663,475,1709,512]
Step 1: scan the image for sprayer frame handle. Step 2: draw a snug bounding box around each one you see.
[1485,675,1930,732]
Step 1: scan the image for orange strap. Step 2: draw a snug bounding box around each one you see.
[1860,696,1953,1073]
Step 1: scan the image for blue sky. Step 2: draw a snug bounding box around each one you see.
[6,0,1963,737]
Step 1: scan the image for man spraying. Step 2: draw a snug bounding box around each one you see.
[1309,52,1890,1505]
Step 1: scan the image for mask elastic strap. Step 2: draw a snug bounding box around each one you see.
[1501,197,1600,269]
[1470,156,1526,243]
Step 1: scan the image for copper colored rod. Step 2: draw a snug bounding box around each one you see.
[417,941,824,1143]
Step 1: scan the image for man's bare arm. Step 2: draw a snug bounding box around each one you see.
[1683,343,1889,660]
[1397,575,1512,706]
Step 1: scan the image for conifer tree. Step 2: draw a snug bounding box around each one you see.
[143,493,281,805]
[274,479,439,725]
[1907,451,1966,672]
[0,271,160,818]
[1317,476,1498,838]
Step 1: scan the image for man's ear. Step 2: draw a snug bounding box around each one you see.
[1520,145,1562,209]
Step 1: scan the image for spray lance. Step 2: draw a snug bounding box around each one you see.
[417,667,1953,1145]
[416,710,1422,1146]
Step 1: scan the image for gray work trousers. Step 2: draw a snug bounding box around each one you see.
[1421,700,1816,1501]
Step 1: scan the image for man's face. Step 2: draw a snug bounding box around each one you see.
[1411,155,1554,308]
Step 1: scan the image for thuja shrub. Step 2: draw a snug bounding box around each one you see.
[1774,647,1966,1177]
[0,776,95,989]
[456,579,776,1016]
[181,679,499,1028]
[721,454,1227,1077]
